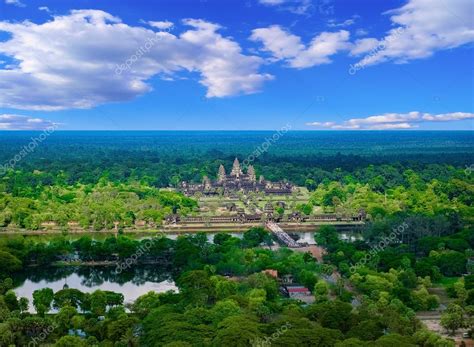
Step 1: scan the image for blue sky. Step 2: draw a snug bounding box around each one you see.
[0,0,472,130]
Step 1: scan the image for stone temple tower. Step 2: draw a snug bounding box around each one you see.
[231,158,242,178]
[202,176,211,190]
[247,165,256,182]
[218,164,226,183]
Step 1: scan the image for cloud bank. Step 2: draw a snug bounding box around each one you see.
[0,10,272,110]
[254,0,474,71]
[0,114,57,130]
[351,0,474,65]
[5,0,25,7]
[250,25,351,68]
[0,0,472,112]
[306,112,474,130]
[258,0,314,15]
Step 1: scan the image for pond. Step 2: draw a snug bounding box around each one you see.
[10,230,363,312]
[13,265,177,312]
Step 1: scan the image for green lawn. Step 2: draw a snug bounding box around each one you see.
[434,276,460,288]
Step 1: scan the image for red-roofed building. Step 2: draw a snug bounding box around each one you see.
[287,287,309,294]
[283,285,314,304]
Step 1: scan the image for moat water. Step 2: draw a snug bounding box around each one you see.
[8,231,362,244]
[13,265,177,313]
[11,231,362,312]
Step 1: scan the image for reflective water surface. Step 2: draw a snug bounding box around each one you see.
[13,265,177,311]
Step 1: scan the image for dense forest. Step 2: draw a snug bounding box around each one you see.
[0,131,472,346]
[1,226,471,346]
[1,131,473,188]
[0,132,472,230]
[1,162,471,230]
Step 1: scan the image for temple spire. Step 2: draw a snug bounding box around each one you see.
[247,165,256,182]
[218,164,226,183]
[202,176,211,189]
[231,158,242,177]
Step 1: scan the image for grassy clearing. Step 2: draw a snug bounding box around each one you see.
[434,276,460,288]
[197,187,311,215]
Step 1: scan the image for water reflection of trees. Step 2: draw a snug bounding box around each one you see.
[76,265,172,286]
[13,266,76,287]
[15,265,173,287]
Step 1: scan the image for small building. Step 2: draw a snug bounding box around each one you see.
[284,285,315,304]
[286,286,311,297]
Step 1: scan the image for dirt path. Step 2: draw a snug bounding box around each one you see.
[293,245,326,262]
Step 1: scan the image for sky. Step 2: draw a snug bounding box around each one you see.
[0,0,473,130]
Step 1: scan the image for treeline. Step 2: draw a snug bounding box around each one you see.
[1,164,472,231]
[0,182,196,230]
[0,229,312,278]
[0,131,472,189]
[307,169,472,222]
[1,153,471,189]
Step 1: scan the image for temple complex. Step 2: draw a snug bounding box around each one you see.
[180,158,293,197]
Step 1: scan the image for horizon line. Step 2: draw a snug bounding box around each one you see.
[0,129,473,132]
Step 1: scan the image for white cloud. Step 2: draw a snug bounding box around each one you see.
[306,121,335,127]
[258,0,314,15]
[351,0,474,65]
[0,114,57,130]
[259,0,286,4]
[250,25,350,68]
[306,112,474,130]
[345,112,421,125]
[147,20,173,30]
[364,122,415,130]
[422,112,474,122]
[327,16,358,28]
[0,10,272,110]
[38,6,51,13]
[5,0,25,7]
[327,19,355,27]
[350,38,378,55]
[355,28,368,37]
[250,25,305,61]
